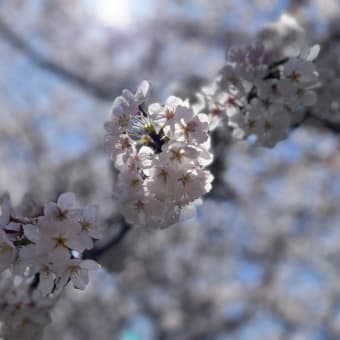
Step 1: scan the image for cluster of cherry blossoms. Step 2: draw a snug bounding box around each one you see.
[0,192,101,338]
[0,30,324,338]
[104,81,214,229]
[0,273,56,340]
[0,192,101,296]
[199,43,321,147]
[103,44,322,229]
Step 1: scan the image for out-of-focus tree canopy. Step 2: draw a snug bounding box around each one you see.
[1,0,340,339]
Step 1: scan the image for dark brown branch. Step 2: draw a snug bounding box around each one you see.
[83,220,132,261]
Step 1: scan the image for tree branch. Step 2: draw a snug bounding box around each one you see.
[83,220,132,261]
[292,109,340,134]
[0,18,114,100]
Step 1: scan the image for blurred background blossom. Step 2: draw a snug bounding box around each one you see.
[1,0,340,339]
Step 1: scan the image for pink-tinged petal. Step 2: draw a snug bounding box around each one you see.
[38,272,55,295]
[77,232,94,250]
[19,244,37,263]
[23,224,40,243]
[148,102,163,115]
[57,192,76,210]
[35,235,55,255]
[181,203,196,221]
[165,96,184,110]
[57,220,81,235]
[67,208,83,220]
[49,247,70,262]
[176,106,194,122]
[122,89,135,102]
[80,259,100,270]
[71,268,89,290]
[55,273,70,291]
[66,235,88,252]
[104,120,119,133]
[136,80,150,102]
[299,44,320,61]
[49,248,71,265]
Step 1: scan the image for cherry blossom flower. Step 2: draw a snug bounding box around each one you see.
[0,192,101,298]
[43,192,78,221]
[211,43,320,147]
[55,258,100,290]
[104,81,214,229]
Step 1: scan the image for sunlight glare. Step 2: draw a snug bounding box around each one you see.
[94,0,132,29]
